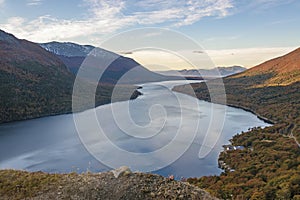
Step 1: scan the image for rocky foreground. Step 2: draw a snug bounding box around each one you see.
[0,167,217,200]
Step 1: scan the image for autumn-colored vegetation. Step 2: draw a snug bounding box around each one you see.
[188,128,300,199]
[174,48,300,199]
[0,170,216,200]
[0,59,140,123]
[233,47,300,86]
[0,30,140,123]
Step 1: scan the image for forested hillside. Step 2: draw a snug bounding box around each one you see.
[174,48,300,199]
[0,30,139,123]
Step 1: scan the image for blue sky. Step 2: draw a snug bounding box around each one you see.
[0,0,299,69]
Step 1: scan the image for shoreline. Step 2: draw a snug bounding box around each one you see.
[172,86,275,125]
[223,103,275,125]
[0,81,274,179]
[0,89,143,126]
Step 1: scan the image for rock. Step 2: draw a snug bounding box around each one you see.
[111,166,132,178]
[150,192,155,197]
[1,169,218,199]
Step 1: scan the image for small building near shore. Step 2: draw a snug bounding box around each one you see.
[223,145,245,151]
[234,146,245,150]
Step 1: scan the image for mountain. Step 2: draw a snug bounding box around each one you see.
[40,42,115,75]
[214,66,246,76]
[175,47,300,137]
[0,29,75,122]
[40,42,177,84]
[158,66,246,78]
[232,47,300,86]
[174,48,300,199]
[40,42,95,57]
[0,30,139,123]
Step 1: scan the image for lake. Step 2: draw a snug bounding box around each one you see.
[0,80,270,178]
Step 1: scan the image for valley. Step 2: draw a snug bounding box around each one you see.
[0,19,299,200]
[0,80,269,177]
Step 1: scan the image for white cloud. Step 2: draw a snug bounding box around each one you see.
[204,35,240,42]
[254,0,295,6]
[27,0,43,6]
[233,0,296,13]
[0,0,5,6]
[0,0,234,43]
[174,0,233,26]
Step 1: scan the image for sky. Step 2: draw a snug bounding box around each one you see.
[0,0,299,70]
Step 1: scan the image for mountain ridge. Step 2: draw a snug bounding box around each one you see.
[158,66,246,78]
[0,30,69,69]
[40,41,178,84]
[0,29,75,123]
[0,30,140,123]
[232,47,300,86]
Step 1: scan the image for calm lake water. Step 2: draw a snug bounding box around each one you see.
[0,80,269,178]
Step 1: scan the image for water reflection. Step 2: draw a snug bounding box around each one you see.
[0,81,270,177]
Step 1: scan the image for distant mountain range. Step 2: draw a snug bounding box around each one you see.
[158,66,246,78]
[40,42,177,84]
[174,47,300,122]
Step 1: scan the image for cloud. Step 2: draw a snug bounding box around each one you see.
[0,0,4,6]
[118,51,133,54]
[27,0,43,6]
[270,19,295,25]
[173,0,233,26]
[0,0,234,43]
[254,0,295,6]
[193,50,205,54]
[233,0,296,13]
[204,35,239,42]
[1,1,134,42]
[256,0,297,10]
